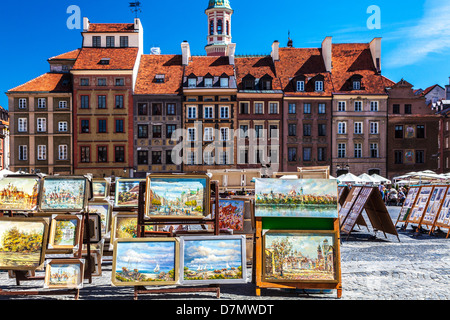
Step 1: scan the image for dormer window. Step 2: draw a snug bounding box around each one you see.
[155,74,165,83]
[353,80,361,90]
[315,80,324,92]
[220,77,229,88]
[92,36,101,48]
[188,77,197,88]
[296,81,305,92]
[204,77,213,88]
[99,58,110,65]
[350,75,363,91]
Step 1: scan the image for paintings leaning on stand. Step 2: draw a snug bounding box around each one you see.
[0,176,41,212]
[40,177,87,212]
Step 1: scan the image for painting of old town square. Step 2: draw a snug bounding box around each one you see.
[263,231,337,283]
[145,175,209,219]
[112,239,179,286]
[40,177,87,212]
[181,236,247,284]
[45,259,85,289]
[0,218,49,270]
[255,179,338,218]
[0,176,40,211]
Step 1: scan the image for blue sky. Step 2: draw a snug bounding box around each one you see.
[1,0,449,109]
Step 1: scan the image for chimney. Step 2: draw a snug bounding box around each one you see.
[134,18,141,31]
[446,77,450,100]
[321,37,332,72]
[370,37,382,73]
[227,43,236,65]
[271,41,279,62]
[181,41,191,66]
[83,17,90,32]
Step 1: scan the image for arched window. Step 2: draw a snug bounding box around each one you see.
[210,20,214,35]
[217,19,223,35]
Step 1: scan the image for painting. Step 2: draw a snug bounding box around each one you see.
[213,200,245,231]
[0,217,49,270]
[88,202,112,236]
[180,235,247,285]
[48,215,82,250]
[40,177,88,212]
[263,230,338,283]
[114,179,144,208]
[144,174,210,219]
[92,179,110,199]
[404,125,416,139]
[83,213,101,243]
[111,213,139,241]
[255,179,338,218]
[112,238,179,286]
[404,150,415,164]
[0,176,41,212]
[44,259,85,289]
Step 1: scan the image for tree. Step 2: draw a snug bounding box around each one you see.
[270,237,293,277]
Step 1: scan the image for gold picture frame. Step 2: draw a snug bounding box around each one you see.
[48,214,82,250]
[92,178,110,199]
[44,259,85,289]
[39,176,89,213]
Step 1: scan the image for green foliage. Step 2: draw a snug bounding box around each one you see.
[0,227,43,253]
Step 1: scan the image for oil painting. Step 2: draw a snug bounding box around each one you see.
[263,231,338,283]
[92,179,109,199]
[40,177,87,212]
[48,215,82,250]
[44,259,85,289]
[114,179,144,208]
[0,217,49,270]
[255,179,338,218]
[0,176,40,212]
[112,238,179,286]
[88,202,112,236]
[214,200,245,231]
[180,236,247,285]
[145,175,210,219]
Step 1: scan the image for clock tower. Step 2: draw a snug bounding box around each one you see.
[205,0,233,56]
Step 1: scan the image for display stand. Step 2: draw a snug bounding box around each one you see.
[338,186,369,231]
[132,179,221,300]
[338,186,350,207]
[419,186,449,234]
[405,186,434,232]
[431,187,450,237]
[395,186,421,228]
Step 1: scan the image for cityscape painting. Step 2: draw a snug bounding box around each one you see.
[48,215,81,250]
[112,238,179,286]
[114,179,144,208]
[40,177,87,212]
[255,179,338,218]
[44,259,85,289]
[145,175,209,219]
[0,176,40,212]
[263,231,338,283]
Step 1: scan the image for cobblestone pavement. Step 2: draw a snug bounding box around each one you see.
[1,206,450,301]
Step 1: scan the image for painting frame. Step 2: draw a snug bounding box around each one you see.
[39,176,89,213]
[144,174,211,220]
[48,214,82,250]
[44,258,85,289]
[111,212,139,243]
[112,237,180,287]
[179,235,247,285]
[0,217,49,271]
[0,175,41,212]
[88,201,112,237]
[262,230,339,284]
[92,178,110,200]
[114,178,145,208]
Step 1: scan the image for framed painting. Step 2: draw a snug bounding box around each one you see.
[213,200,245,231]
[39,176,88,213]
[0,175,41,212]
[262,230,339,283]
[48,214,82,250]
[144,174,210,220]
[255,179,338,218]
[114,178,144,208]
[92,179,110,199]
[0,217,49,270]
[83,213,101,243]
[88,202,112,236]
[112,238,179,287]
[111,213,139,242]
[44,259,85,289]
[179,235,247,285]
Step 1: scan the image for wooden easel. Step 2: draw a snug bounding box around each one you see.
[419,186,449,234]
[430,187,450,238]
[404,186,435,233]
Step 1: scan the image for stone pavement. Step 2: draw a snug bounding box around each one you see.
[1,206,450,301]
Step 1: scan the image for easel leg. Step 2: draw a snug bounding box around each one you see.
[337,287,342,299]
[256,287,261,297]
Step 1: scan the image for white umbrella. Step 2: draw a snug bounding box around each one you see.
[358,173,378,184]
[337,173,363,184]
[0,169,14,177]
[279,175,300,180]
[370,174,392,184]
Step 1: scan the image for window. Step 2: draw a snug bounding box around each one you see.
[417,125,425,138]
[98,146,108,163]
[416,150,425,164]
[120,36,129,48]
[255,103,263,114]
[318,103,326,114]
[18,98,27,109]
[115,78,124,86]
[80,78,90,86]
[58,121,68,132]
[303,148,312,162]
[288,148,297,162]
[240,125,248,138]
[315,81,324,92]
[58,145,68,161]
[138,125,148,138]
[137,151,148,165]
[318,147,326,162]
[220,77,229,88]
[370,122,379,134]
[261,79,272,90]
[138,103,148,116]
[204,78,213,88]
[269,103,278,114]
[115,146,125,162]
[152,125,162,138]
[98,95,107,109]
[318,124,326,136]
[405,104,412,114]
[166,150,174,165]
[269,125,278,138]
[204,150,215,165]
[187,151,196,165]
[296,81,305,92]
[99,58,110,66]
[188,128,196,141]
[97,78,107,86]
[187,106,197,119]
[255,125,263,138]
[152,151,162,164]
[370,143,379,158]
[19,145,28,161]
[244,79,254,90]
[338,143,346,158]
[354,101,362,112]
[115,119,124,133]
[288,103,296,114]
[220,127,229,141]
[354,122,363,134]
[353,81,361,90]
[393,104,400,114]
[37,145,47,161]
[217,19,223,35]
[303,124,311,137]
[210,20,214,35]
[288,124,297,136]
[167,104,176,115]
[106,36,115,47]
[240,102,249,114]
[115,96,124,109]
[18,118,28,132]
[303,103,311,114]
[354,143,362,158]
[338,122,347,134]
[204,127,214,141]
[395,125,403,139]
[80,95,89,109]
[338,101,346,112]
[152,103,162,115]
[395,150,403,164]
[220,106,229,119]
[37,98,46,109]
[220,151,230,165]
[81,120,90,133]
[80,146,90,163]
[92,36,101,47]
[166,125,176,139]
[370,101,379,112]
[188,78,197,88]
[96,119,106,133]
[59,100,68,109]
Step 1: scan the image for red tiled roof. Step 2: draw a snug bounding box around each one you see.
[8,73,72,93]
[86,23,135,33]
[72,47,139,70]
[135,54,184,95]
[185,56,234,77]
[48,49,80,61]
[235,56,282,90]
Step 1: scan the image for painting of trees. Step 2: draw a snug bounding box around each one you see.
[0,226,43,254]
[269,237,293,277]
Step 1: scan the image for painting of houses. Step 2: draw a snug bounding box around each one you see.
[115,179,144,208]
[0,176,40,211]
[40,177,87,212]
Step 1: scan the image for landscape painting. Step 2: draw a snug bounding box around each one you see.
[263,231,338,283]
[115,179,144,208]
[88,203,111,236]
[180,236,247,284]
[112,238,179,286]
[255,179,338,218]
[0,217,49,270]
[145,175,209,219]
[44,259,85,289]
[92,179,109,199]
[215,200,245,231]
[0,176,40,212]
[48,215,81,250]
[40,177,87,212]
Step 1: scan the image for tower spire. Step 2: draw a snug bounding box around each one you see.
[205,0,234,57]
